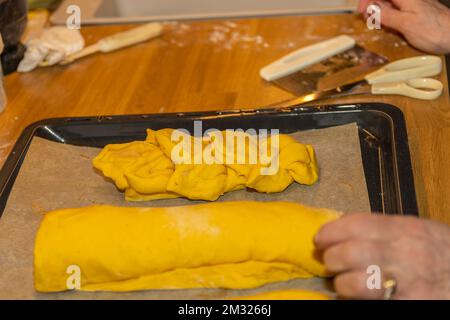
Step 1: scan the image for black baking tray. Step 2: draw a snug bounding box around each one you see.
[0,103,419,217]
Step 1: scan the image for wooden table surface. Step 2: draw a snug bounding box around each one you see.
[1,14,449,223]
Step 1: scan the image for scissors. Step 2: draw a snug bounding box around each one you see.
[279,55,444,107]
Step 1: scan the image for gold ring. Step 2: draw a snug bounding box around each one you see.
[383,279,397,300]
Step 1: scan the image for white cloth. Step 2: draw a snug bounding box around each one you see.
[18,27,85,72]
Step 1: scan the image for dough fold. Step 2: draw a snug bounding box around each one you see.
[93,129,319,201]
[34,201,338,293]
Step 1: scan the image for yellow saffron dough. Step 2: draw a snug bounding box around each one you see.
[93,129,319,202]
[234,289,330,300]
[34,201,338,293]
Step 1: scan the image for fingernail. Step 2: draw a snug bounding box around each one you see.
[314,232,321,246]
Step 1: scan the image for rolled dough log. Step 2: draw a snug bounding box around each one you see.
[34,201,339,293]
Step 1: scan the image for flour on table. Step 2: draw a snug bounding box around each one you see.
[162,20,269,50]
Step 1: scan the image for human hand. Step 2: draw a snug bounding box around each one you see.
[315,214,450,299]
[358,0,450,54]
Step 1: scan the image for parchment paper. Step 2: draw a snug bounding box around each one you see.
[0,123,370,299]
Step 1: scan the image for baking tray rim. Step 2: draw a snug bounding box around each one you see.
[0,102,419,217]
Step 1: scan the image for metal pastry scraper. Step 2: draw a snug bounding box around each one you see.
[260,35,389,96]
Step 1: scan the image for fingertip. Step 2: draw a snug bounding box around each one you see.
[313,232,321,247]
[357,0,371,13]
[314,213,370,249]
[333,273,349,297]
[322,246,339,272]
[377,1,407,32]
[334,273,367,299]
[314,214,346,248]
[314,221,333,248]
[314,237,324,251]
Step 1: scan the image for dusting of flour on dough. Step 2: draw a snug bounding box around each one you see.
[164,206,221,238]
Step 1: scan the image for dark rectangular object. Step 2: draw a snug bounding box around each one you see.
[0,103,419,217]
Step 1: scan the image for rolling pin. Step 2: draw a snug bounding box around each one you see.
[60,22,163,65]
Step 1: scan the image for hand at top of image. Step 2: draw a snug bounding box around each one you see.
[358,0,450,54]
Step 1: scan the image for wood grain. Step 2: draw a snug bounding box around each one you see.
[1,14,449,223]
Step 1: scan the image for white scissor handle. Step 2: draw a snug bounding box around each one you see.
[365,55,442,85]
[371,78,443,100]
